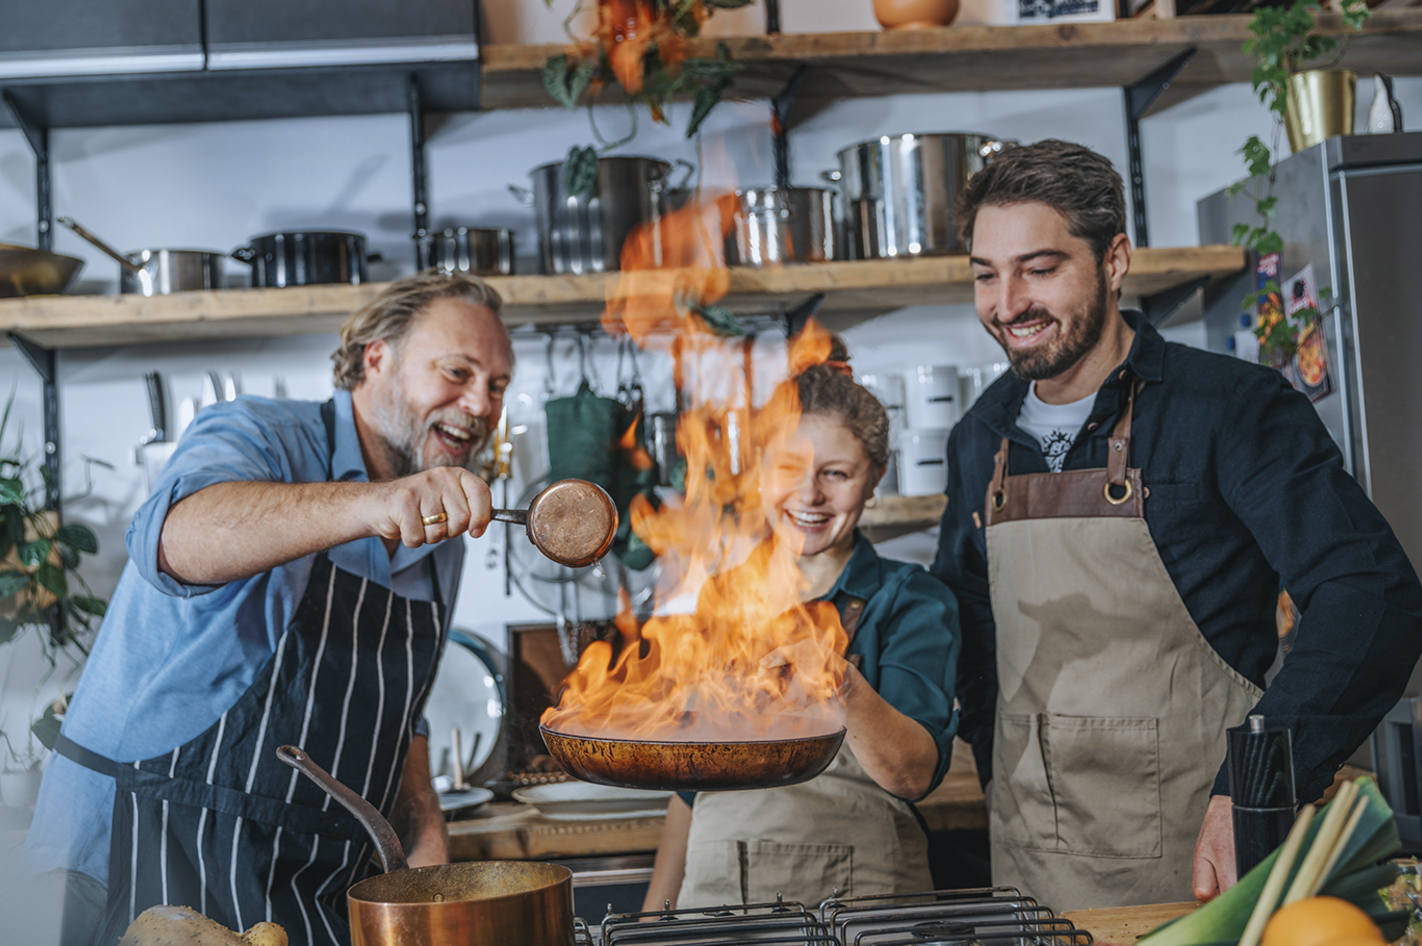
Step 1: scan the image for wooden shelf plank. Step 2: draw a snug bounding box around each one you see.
[860,493,948,530]
[481,12,1422,112]
[0,246,1243,349]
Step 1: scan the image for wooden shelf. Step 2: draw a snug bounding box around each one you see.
[482,11,1422,116]
[0,246,1243,349]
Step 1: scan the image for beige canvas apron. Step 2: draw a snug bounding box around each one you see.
[678,599,934,908]
[984,380,1262,910]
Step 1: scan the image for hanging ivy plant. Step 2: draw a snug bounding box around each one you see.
[543,0,749,195]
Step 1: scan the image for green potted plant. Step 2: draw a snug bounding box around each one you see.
[1230,0,1369,362]
[0,396,107,801]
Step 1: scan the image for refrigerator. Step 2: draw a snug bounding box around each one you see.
[1197,132,1422,577]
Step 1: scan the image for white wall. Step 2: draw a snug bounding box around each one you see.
[2,1,1419,778]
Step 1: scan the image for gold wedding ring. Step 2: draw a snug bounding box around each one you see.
[421,512,449,527]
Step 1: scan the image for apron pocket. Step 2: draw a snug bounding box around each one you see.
[1042,714,1162,858]
[682,839,854,906]
[994,713,1058,851]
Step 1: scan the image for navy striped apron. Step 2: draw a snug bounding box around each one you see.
[57,400,448,946]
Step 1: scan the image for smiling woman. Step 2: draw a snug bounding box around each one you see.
[639,358,964,911]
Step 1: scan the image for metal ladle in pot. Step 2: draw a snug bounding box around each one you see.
[493,478,618,568]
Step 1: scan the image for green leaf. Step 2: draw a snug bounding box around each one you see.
[55,522,98,554]
[30,703,62,751]
[0,570,27,599]
[563,145,600,199]
[1231,223,1250,245]
[694,304,747,337]
[0,616,19,644]
[544,55,598,110]
[71,594,107,617]
[687,85,722,139]
[19,538,50,568]
[5,507,23,548]
[1256,230,1285,256]
[36,562,66,598]
[1256,196,1278,217]
[0,479,22,505]
[681,56,743,83]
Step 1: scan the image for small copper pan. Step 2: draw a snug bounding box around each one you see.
[494,478,617,568]
[276,746,573,946]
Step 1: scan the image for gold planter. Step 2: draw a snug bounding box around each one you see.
[1285,69,1357,153]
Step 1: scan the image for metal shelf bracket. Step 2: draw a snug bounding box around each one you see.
[3,89,53,251]
[772,64,808,190]
[409,74,431,271]
[1142,274,1210,326]
[7,333,61,510]
[1122,48,1196,248]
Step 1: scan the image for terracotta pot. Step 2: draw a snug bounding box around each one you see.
[874,0,960,29]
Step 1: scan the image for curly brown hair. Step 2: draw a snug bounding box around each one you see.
[796,363,890,471]
[955,139,1127,262]
[331,271,504,391]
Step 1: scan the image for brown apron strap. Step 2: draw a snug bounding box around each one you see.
[1106,379,1144,488]
[841,595,867,670]
[987,436,1011,516]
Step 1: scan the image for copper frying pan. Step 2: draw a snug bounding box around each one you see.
[276,746,573,946]
[0,243,84,297]
[495,478,617,569]
[540,724,847,792]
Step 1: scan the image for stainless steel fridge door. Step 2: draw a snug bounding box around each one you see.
[1333,163,1422,567]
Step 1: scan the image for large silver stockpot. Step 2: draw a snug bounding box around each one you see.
[426,227,515,276]
[728,186,838,266]
[512,156,693,274]
[828,133,1016,259]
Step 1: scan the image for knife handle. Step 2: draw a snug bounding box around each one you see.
[145,372,167,442]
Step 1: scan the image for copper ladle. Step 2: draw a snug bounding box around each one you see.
[492,478,617,568]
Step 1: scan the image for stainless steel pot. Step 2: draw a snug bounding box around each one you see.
[729,186,837,266]
[232,230,371,287]
[426,227,514,276]
[826,133,1016,259]
[511,156,694,275]
[58,217,225,295]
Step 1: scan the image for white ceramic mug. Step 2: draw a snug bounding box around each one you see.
[898,428,951,496]
[858,372,908,430]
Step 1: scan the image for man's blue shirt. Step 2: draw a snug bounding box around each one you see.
[25,390,463,884]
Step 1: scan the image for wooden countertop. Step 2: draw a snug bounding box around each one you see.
[449,740,987,861]
[1063,901,1198,945]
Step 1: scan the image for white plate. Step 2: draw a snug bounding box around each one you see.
[439,787,495,813]
[512,782,673,820]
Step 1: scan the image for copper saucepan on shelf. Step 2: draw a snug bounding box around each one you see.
[540,723,847,793]
[276,745,573,946]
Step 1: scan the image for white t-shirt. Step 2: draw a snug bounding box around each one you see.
[1016,383,1097,472]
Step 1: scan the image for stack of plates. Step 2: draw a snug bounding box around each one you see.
[512,783,672,821]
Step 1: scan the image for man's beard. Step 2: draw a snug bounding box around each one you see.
[370,372,490,479]
[994,272,1109,382]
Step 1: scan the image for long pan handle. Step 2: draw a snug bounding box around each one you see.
[276,745,408,873]
[56,216,143,273]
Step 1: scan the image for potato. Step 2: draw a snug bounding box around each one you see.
[117,905,288,946]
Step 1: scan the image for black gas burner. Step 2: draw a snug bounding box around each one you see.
[580,888,1092,946]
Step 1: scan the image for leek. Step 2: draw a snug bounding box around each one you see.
[1137,778,1402,946]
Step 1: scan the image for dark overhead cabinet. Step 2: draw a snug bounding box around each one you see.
[204,0,479,70]
[0,0,203,80]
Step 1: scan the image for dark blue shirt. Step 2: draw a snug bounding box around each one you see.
[931,312,1422,802]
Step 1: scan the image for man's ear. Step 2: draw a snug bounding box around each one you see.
[363,338,389,379]
[1105,232,1132,295]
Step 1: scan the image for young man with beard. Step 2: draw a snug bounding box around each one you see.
[931,140,1422,911]
[25,272,514,946]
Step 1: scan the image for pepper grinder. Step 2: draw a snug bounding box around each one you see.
[1228,714,1296,877]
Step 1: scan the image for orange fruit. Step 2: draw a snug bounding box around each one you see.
[1260,896,1384,946]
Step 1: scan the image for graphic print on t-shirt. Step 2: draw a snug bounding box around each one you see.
[1015,383,1097,475]
[1040,430,1075,473]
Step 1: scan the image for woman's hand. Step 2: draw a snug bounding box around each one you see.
[755,638,850,710]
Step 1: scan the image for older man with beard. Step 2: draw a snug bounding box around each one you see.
[932,141,1422,911]
[25,272,514,946]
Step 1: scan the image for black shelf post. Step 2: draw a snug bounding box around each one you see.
[3,90,53,251]
[1122,48,1196,248]
[7,334,61,512]
[409,74,431,271]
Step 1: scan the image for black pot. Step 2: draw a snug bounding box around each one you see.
[232,231,371,287]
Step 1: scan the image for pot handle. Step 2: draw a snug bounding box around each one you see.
[980,140,1008,159]
[509,184,535,207]
[820,169,842,185]
[57,216,143,274]
[230,246,256,264]
[366,252,384,264]
[276,745,408,874]
[664,159,696,194]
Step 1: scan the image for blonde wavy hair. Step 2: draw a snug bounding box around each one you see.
[331,271,504,391]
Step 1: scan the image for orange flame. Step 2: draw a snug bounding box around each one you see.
[540,190,847,743]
